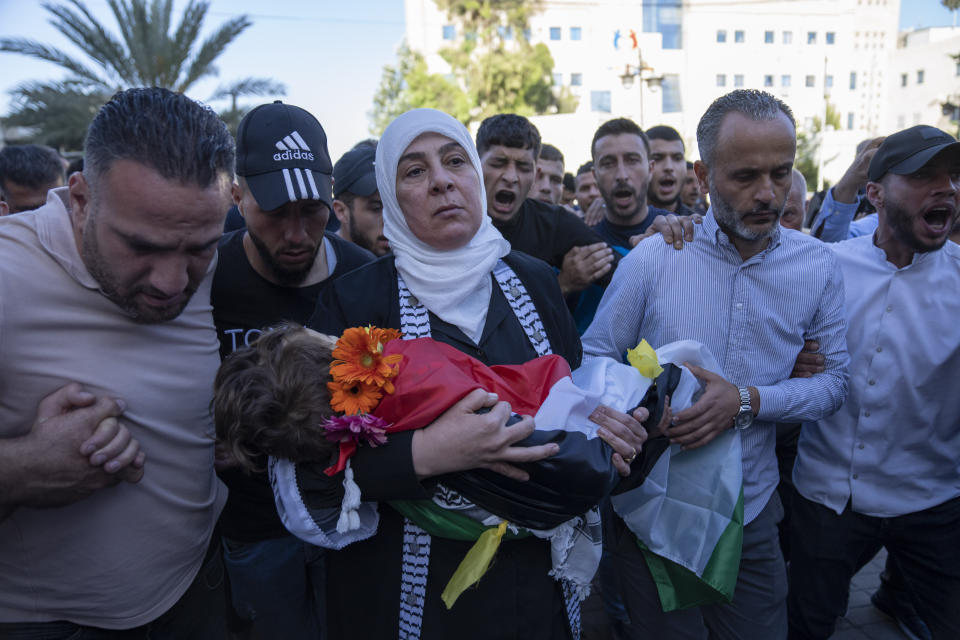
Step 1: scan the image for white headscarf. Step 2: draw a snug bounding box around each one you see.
[376,108,510,343]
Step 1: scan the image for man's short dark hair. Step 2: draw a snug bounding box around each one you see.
[476,114,541,157]
[0,144,64,196]
[645,125,684,152]
[686,160,694,170]
[562,172,575,192]
[576,161,594,176]
[84,87,234,189]
[591,118,651,159]
[697,89,795,167]
[539,143,564,164]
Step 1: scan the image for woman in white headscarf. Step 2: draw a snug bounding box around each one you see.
[288,109,647,639]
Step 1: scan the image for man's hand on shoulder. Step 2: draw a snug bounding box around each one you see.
[630,213,702,248]
[1,383,144,517]
[557,242,614,295]
[582,198,605,227]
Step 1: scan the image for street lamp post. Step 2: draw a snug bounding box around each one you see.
[619,49,662,128]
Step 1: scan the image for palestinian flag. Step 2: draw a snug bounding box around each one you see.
[611,340,745,612]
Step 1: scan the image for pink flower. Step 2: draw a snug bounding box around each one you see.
[322,414,389,448]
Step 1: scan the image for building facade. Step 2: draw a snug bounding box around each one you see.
[404,0,957,183]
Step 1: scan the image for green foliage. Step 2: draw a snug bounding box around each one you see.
[943,0,960,11]
[209,77,287,135]
[369,42,470,135]
[0,0,279,149]
[369,0,575,133]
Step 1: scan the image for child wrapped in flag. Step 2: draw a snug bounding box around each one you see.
[214,324,742,610]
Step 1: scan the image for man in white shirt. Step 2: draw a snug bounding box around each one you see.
[788,125,960,640]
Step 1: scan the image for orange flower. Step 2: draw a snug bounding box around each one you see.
[328,379,382,415]
[330,326,403,392]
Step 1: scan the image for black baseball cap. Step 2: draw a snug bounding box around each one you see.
[868,125,960,182]
[235,101,333,211]
[333,144,378,198]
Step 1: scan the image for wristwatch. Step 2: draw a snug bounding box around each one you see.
[734,387,753,430]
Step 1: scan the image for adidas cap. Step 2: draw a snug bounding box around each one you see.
[236,101,333,211]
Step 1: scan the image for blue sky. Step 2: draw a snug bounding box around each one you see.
[0,0,956,158]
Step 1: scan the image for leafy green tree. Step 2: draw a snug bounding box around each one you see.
[943,0,960,11]
[1,0,280,148]
[369,42,470,135]
[369,0,574,133]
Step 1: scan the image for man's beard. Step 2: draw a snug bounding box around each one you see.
[81,218,193,323]
[710,187,783,242]
[885,196,955,254]
[247,230,319,286]
[346,209,388,256]
[648,189,680,211]
[602,180,648,223]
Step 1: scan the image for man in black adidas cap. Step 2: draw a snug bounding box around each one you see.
[332,139,390,256]
[211,101,374,639]
[788,125,960,640]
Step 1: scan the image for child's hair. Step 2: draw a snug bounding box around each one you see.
[213,322,338,472]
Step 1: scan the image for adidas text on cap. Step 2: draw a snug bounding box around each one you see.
[236,101,333,211]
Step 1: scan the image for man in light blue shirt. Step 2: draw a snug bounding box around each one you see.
[810,137,884,241]
[789,126,960,640]
[582,90,849,640]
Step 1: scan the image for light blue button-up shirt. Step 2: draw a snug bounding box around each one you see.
[794,236,960,517]
[811,188,879,242]
[582,211,850,523]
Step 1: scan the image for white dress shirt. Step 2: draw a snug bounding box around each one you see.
[795,236,960,517]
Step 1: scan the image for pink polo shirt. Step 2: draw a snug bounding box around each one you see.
[0,189,226,628]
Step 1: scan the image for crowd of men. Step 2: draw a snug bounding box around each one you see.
[0,86,958,640]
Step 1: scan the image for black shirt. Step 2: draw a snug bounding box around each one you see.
[493,198,617,285]
[592,206,672,251]
[305,251,580,640]
[212,229,374,541]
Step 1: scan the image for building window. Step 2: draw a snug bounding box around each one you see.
[550,26,561,40]
[570,72,582,86]
[661,74,682,113]
[901,73,907,86]
[765,30,774,43]
[570,26,582,41]
[807,31,817,44]
[734,30,745,43]
[497,26,513,40]
[591,90,611,113]
[442,24,455,40]
[764,74,774,87]
[783,30,793,44]
[717,29,727,43]
[849,71,857,90]
[847,113,855,130]
[805,75,815,87]
[553,73,562,86]
[782,74,791,87]
[825,74,834,88]
[716,74,726,87]
[523,28,532,41]
[826,31,835,44]
[644,0,683,49]
[734,74,745,87]
[917,69,925,84]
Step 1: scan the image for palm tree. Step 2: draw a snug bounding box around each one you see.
[209,77,287,135]
[1,0,283,149]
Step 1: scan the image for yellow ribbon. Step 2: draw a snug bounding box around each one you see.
[627,339,664,379]
[441,520,508,609]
